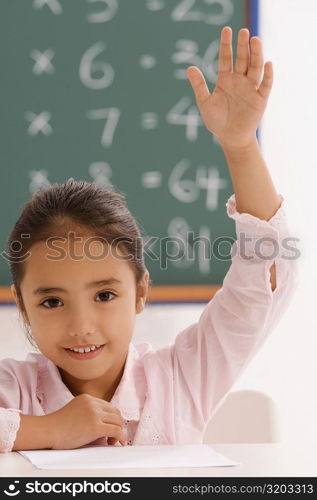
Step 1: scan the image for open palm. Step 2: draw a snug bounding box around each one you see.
[187,27,273,150]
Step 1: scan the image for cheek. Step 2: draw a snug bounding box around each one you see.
[108,296,137,320]
[28,316,59,349]
[108,313,135,336]
[31,331,54,349]
[106,308,136,341]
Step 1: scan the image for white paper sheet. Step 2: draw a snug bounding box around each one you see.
[18,444,239,470]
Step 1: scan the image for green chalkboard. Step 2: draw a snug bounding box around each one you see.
[0,0,253,295]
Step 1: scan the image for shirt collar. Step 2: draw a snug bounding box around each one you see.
[109,342,147,421]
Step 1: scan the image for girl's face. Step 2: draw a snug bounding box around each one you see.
[11,234,149,399]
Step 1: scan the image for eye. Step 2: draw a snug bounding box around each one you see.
[40,291,116,309]
[40,298,62,309]
[96,290,116,302]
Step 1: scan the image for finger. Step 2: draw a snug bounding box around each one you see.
[218,26,233,73]
[187,66,210,106]
[99,400,124,420]
[234,28,250,75]
[103,423,127,443]
[107,437,128,446]
[101,410,126,428]
[258,61,273,100]
[247,36,264,86]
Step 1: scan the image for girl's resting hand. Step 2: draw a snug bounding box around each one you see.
[187,26,273,150]
[49,393,128,449]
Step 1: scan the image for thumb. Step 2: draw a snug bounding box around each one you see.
[258,61,273,101]
[186,66,210,106]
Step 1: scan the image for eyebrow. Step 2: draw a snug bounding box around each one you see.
[32,278,123,296]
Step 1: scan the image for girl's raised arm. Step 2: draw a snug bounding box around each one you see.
[141,28,298,444]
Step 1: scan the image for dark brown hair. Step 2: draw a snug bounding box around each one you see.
[5,178,151,348]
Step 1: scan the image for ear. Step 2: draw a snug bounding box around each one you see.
[11,284,30,326]
[135,269,150,314]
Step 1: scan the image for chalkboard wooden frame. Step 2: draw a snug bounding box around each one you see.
[0,284,221,304]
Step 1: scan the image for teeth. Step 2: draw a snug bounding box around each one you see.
[69,344,101,353]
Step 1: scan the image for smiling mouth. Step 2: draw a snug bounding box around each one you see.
[65,344,105,351]
[64,344,105,360]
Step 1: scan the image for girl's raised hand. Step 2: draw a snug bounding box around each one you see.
[187,26,273,150]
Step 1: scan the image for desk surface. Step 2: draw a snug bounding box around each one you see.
[0,443,316,477]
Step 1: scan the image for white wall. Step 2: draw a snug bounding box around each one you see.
[1,0,316,444]
[253,0,317,443]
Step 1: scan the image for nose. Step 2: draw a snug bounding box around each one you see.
[66,306,97,339]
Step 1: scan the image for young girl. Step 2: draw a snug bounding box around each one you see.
[0,27,297,452]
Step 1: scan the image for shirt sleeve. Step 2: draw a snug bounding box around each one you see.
[169,193,299,437]
[0,362,23,453]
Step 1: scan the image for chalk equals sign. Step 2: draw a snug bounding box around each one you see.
[141,171,162,188]
[146,0,165,11]
[141,112,158,129]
